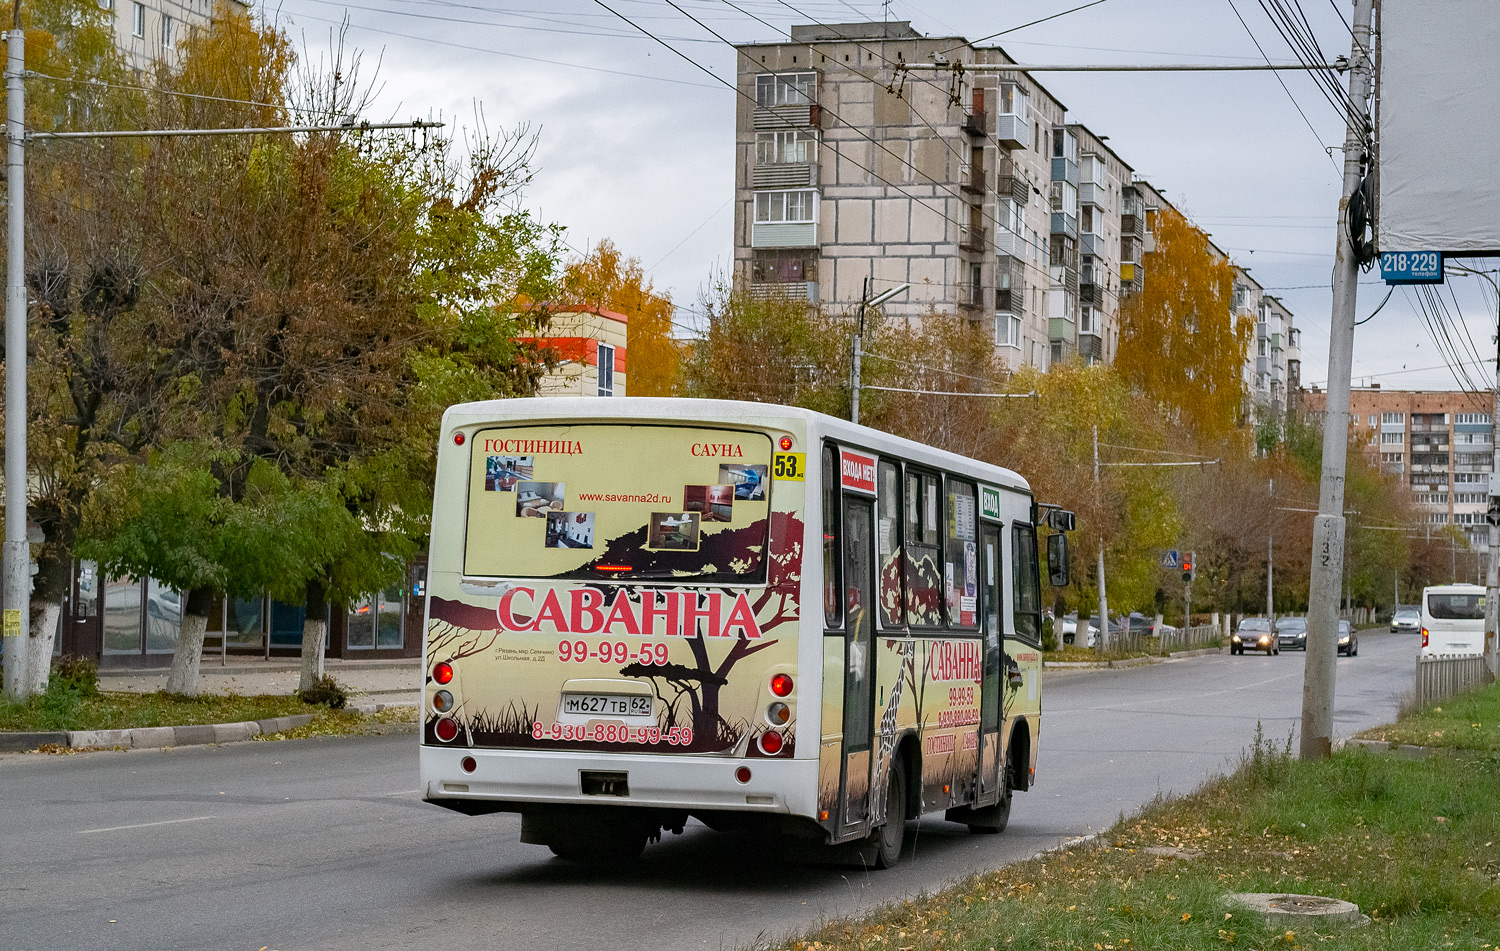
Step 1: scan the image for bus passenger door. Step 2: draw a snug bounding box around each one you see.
[838,498,877,833]
[977,523,1004,804]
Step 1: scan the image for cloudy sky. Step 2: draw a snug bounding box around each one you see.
[265,0,1498,393]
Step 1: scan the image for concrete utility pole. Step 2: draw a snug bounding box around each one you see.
[1301,0,1375,760]
[2,24,26,700]
[1267,479,1275,622]
[1093,424,1109,655]
[849,281,907,427]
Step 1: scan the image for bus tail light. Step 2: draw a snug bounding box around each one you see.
[434,717,459,743]
[779,435,793,451]
[1421,627,1429,648]
[433,690,454,713]
[770,673,794,697]
[735,766,752,784]
[758,731,784,755]
[766,702,790,725]
[433,661,454,684]
[461,756,477,773]
[453,431,465,445]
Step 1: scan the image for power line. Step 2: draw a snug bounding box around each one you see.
[944,0,1114,54]
[1223,0,1340,171]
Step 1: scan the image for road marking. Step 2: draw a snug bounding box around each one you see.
[78,815,216,835]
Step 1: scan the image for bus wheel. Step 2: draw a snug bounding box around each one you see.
[964,753,1016,834]
[871,760,907,869]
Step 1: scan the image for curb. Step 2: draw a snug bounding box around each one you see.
[1168,646,1226,658]
[0,714,316,753]
[1043,656,1164,669]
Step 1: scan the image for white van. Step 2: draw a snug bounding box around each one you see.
[1419,584,1487,657]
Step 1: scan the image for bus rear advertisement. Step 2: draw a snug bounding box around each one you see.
[420,397,1071,867]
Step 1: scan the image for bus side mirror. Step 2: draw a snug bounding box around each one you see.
[1047,533,1069,587]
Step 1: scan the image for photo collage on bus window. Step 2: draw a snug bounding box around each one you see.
[464,425,774,582]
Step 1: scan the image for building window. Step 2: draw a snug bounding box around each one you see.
[1429,513,1449,524]
[997,313,1021,348]
[753,189,816,224]
[1050,180,1077,217]
[969,263,983,304]
[755,130,817,164]
[132,1,145,37]
[998,83,1025,116]
[597,344,615,397]
[755,72,816,108]
[1381,412,1404,425]
[98,0,113,10]
[161,13,172,45]
[1456,413,1492,425]
[1079,306,1096,335]
[1381,432,1404,445]
[1381,452,1404,465]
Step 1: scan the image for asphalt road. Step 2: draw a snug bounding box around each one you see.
[0,629,1416,951]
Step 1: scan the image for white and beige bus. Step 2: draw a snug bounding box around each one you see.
[420,397,1072,867]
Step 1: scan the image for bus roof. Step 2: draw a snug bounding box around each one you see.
[443,396,1031,495]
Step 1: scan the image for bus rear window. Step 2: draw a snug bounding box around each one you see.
[1427,593,1485,620]
[463,424,773,583]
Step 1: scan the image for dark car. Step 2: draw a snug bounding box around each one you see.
[1275,616,1308,651]
[1338,619,1359,657]
[1232,616,1277,655]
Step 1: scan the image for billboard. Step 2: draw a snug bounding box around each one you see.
[1377,0,1500,255]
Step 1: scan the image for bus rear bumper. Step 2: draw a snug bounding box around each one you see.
[420,745,819,819]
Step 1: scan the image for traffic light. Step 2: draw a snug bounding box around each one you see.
[1181,551,1196,584]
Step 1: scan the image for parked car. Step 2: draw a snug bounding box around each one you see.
[1275,616,1309,651]
[1338,619,1358,656]
[1232,616,1277,655]
[1389,607,1420,634]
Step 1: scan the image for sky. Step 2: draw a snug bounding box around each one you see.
[263,0,1500,393]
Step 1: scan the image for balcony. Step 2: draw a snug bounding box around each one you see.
[995,287,1023,315]
[1122,211,1144,237]
[1051,211,1078,240]
[1049,316,1076,343]
[996,157,1029,202]
[995,113,1029,150]
[1080,232,1103,257]
[958,283,986,310]
[752,162,818,189]
[750,281,819,304]
[1142,232,1156,253]
[1051,156,1079,186]
[958,226,988,253]
[753,103,820,130]
[960,161,987,196]
[751,221,818,249]
[1080,281,1096,305]
[963,110,988,137]
[1121,262,1138,284]
[1078,182,1104,207]
[993,228,1024,257]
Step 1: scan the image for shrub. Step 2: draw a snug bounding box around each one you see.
[297,675,348,709]
[1041,626,1059,653]
[52,655,99,698]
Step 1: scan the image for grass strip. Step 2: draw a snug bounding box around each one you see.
[0,687,335,732]
[761,729,1500,951]
[1357,683,1500,752]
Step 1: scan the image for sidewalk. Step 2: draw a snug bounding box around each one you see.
[99,657,422,707]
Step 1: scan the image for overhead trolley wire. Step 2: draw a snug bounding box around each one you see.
[1223,0,1340,171]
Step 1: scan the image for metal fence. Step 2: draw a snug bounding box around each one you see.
[1104,622,1220,656]
[1414,653,1496,708]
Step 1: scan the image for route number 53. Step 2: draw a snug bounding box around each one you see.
[773,452,805,481]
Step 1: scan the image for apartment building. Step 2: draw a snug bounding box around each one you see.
[1304,387,1496,552]
[102,0,247,71]
[534,307,628,398]
[733,18,1300,406]
[734,21,1067,370]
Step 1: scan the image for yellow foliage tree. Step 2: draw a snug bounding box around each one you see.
[1117,208,1252,440]
[562,240,679,396]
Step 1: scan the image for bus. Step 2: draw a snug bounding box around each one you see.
[419,397,1073,867]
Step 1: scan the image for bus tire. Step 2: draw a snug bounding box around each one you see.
[871,759,907,869]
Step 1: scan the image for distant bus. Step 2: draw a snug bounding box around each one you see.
[419,397,1073,867]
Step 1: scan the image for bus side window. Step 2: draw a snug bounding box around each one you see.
[876,460,905,630]
[944,479,979,629]
[904,470,942,628]
[823,444,842,629]
[1011,524,1042,644]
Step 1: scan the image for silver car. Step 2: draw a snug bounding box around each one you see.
[1390,607,1420,634]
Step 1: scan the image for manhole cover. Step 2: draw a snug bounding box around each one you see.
[1227,892,1369,929]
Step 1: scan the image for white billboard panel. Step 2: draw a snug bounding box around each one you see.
[1378,0,1500,254]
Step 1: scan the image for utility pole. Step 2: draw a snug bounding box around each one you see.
[1094,424,1109,655]
[2,20,25,700]
[851,278,867,426]
[1301,0,1374,760]
[1267,479,1275,622]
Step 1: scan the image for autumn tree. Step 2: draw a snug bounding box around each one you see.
[562,240,679,396]
[16,9,564,695]
[1117,207,1252,441]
